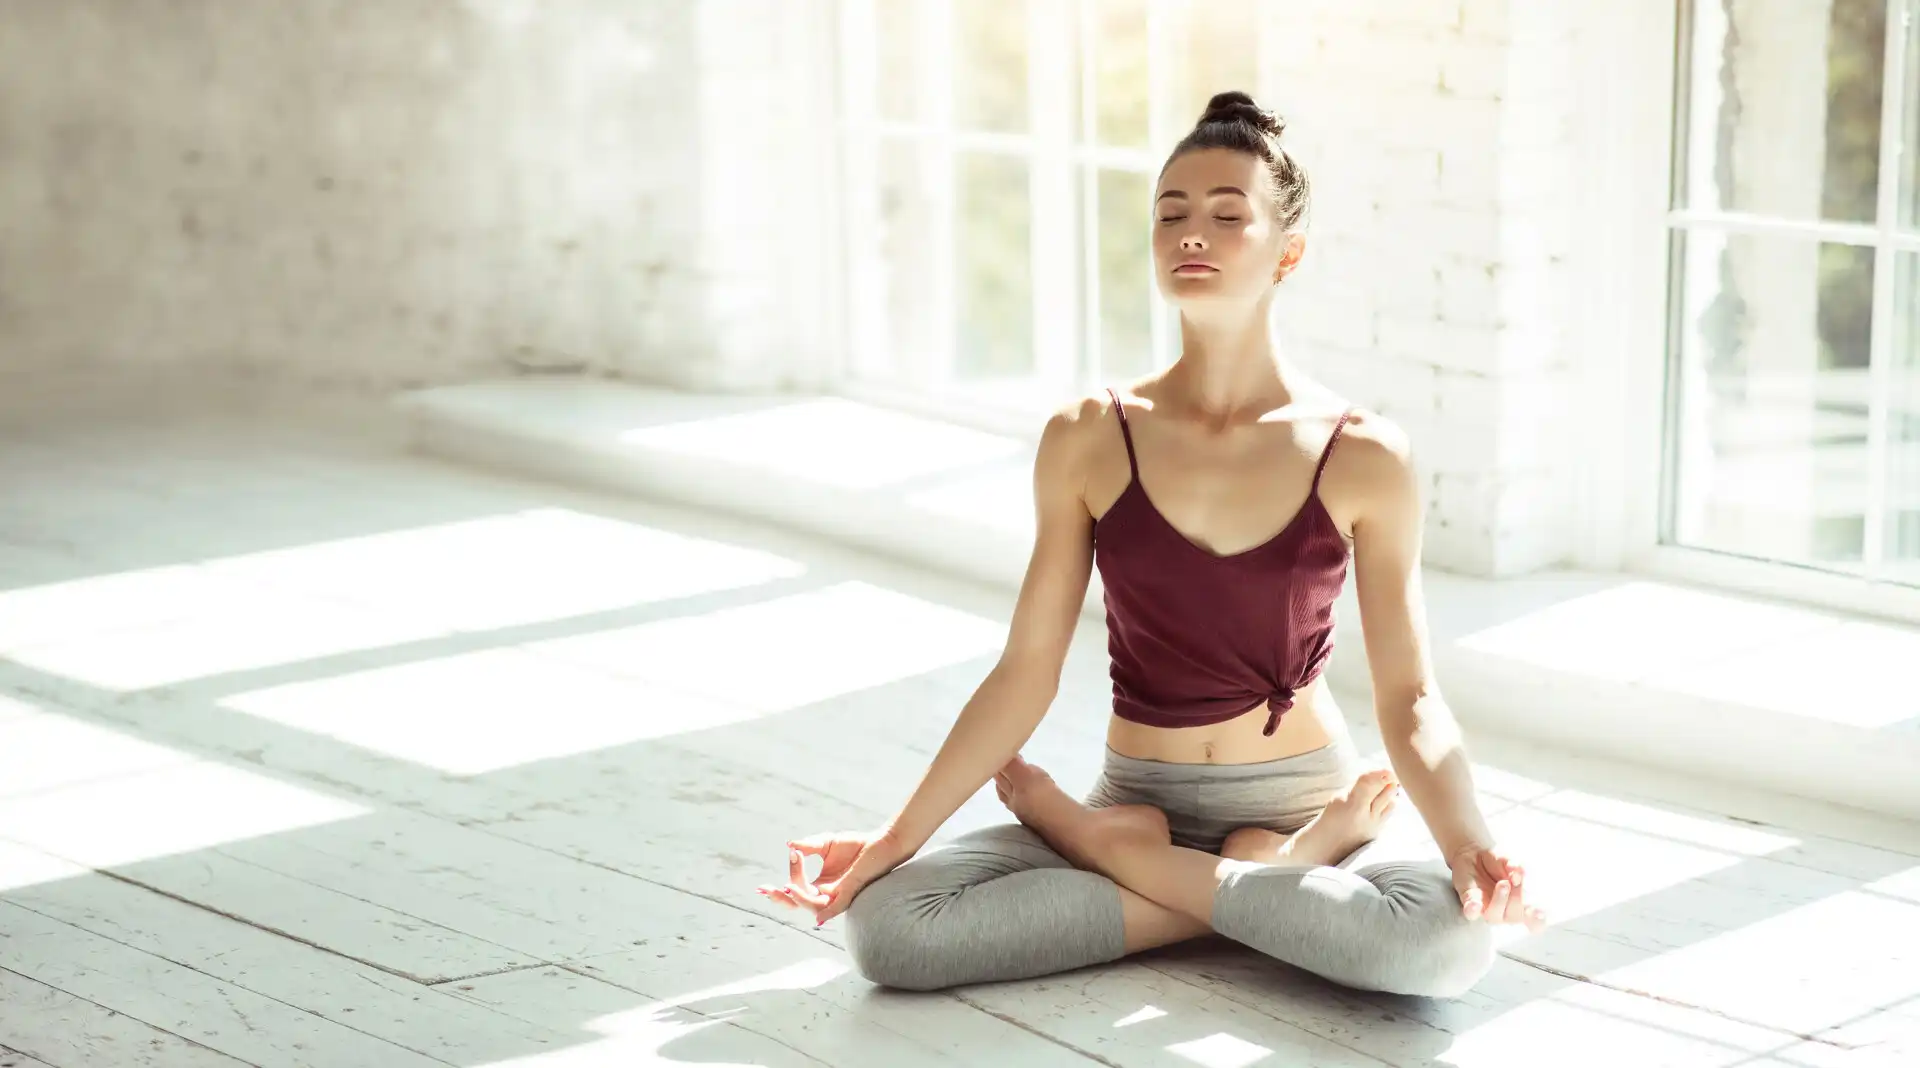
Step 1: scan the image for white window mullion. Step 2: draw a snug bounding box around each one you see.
[924,0,957,390]
[1147,0,1187,371]
[1865,0,1913,574]
[839,0,884,383]
[1030,0,1079,398]
[1078,0,1105,388]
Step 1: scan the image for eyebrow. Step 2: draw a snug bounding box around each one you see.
[1155,186,1249,201]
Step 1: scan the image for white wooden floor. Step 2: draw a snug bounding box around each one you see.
[1,379,1917,1068]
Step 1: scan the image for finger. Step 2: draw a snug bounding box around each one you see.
[788,836,832,857]
[1459,883,1484,920]
[1502,879,1529,922]
[1526,906,1548,933]
[788,848,810,889]
[1488,879,1511,921]
[756,885,798,910]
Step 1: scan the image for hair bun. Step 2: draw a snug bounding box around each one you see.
[1198,91,1285,138]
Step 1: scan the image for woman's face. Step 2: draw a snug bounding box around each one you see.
[1151,147,1300,310]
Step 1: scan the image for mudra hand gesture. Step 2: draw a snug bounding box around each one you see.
[1448,842,1546,931]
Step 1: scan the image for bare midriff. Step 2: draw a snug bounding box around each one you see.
[1104,674,1347,765]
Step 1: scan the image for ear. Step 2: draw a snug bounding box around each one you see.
[1273,233,1307,284]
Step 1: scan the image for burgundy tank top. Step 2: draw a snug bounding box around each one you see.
[1093,388,1354,737]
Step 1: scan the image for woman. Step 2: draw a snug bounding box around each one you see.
[758,91,1546,997]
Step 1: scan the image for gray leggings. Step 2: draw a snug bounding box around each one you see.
[844,741,1495,997]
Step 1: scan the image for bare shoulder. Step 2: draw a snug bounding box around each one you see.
[1033,390,1122,497]
[1320,407,1421,531]
[1332,407,1414,472]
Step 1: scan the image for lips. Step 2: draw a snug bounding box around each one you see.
[1172,263,1218,275]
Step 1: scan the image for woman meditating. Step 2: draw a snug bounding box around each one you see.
[758,91,1546,997]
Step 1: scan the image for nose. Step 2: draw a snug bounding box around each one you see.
[1179,232,1207,252]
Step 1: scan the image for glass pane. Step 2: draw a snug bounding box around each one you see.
[1097,169,1154,378]
[1182,0,1260,127]
[956,153,1034,380]
[1094,0,1149,147]
[955,0,1029,133]
[876,140,937,381]
[877,0,919,122]
[1682,0,1885,223]
[1670,231,1876,569]
[1903,0,1920,229]
[1887,254,1920,586]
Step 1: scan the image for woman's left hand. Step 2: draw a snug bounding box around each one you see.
[1447,843,1547,932]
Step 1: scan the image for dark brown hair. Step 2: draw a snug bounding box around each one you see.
[1164,91,1311,234]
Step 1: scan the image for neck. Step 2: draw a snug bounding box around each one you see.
[1167,297,1291,420]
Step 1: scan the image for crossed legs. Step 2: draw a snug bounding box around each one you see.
[844,757,1492,995]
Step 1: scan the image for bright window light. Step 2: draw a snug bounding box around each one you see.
[0,757,367,870]
[1165,1032,1271,1068]
[0,837,89,893]
[0,510,804,691]
[618,399,1026,490]
[1115,1006,1168,1027]
[0,706,198,800]
[223,648,762,775]
[1594,888,1920,1036]
[204,508,806,632]
[530,580,1008,713]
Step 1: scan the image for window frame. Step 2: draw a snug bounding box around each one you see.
[831,0,1263,428]
[1646,0,1920,621]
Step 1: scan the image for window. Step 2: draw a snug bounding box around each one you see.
[1664,0,1920,588]
[835,0,1262,421]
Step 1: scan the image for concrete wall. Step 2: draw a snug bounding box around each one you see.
[0,0,836,392]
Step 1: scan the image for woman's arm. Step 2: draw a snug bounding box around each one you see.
[880,399,1100,854]
[1344,415,1492,861]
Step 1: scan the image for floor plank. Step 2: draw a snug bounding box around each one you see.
[1481,801,1920,1037]
[212,806,747,964]
[0,1047,59,1068]
[95,848,537,984]
[0,970,252,1068]
[0,902,447,1068]
[445,964,839,1067]
[534,918,1118,1066]
[0,842,570,1067]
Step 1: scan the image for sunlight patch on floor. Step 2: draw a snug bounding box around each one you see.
[0,509,805,691]
[1165,1031,1272,1068]
[0,704,200,799]
[0,713,367,870]
[1596,888,1920,1035]
[204,508,806,631]
[530,580,1008,713]
[0,837,89,893]
[223,647,761,775]
[1480,803,1759,927]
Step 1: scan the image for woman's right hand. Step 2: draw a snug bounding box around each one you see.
[757,829,909,927]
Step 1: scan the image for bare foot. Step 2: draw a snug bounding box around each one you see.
[994,755,1167,872]
[1277,768,1399,867]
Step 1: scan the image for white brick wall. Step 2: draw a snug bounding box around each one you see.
[1273,0,1586,576]
[0,1,831,394]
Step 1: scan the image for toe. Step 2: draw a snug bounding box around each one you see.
[1351,769,1394,803]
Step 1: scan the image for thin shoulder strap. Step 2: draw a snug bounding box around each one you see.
[1310,407,1355,494]
[1106,387,1140,480]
